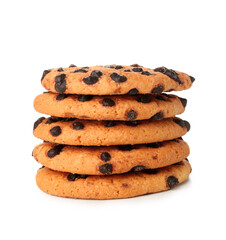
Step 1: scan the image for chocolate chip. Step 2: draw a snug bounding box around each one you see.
[67,173,79,181]
[130,64,142,67]
[74,68,88,73]
[33,117,45,130]
[151,85,164,94]
[115,65,123,69]
[125,121,139,127]
[55,74,66,93]
[146,142,161,148]
[56,94,68,101]
[185,158,189,161]
[83,70,102,85]
[45,117,63,124]
[154,66,182,84]
[132,67,143,72]
[155,95,167,101]
[57,68,64,72]
[102,98,115,107]
[105,121,117,127]
[124,69,131,72]
[127,88,138,95]
[64,118,76,122]
[50,126,62,136]
[184,120,190,131]
[173,118,185,128]
[142,71,152,76]
[99,163,113,174]
[110,73,127,83]
[73,122,84,130]
[118,145,134,151]
[179,97,187,107]
[47,145,64,158]
[79,174,89,179]
[131,165,146,172]
[144,169,158,174]
[41,69,51,81]
[151,112,164,120]
[167,176,179,188]
[127,110,137,120]
[78,95,93,102]
[69,64,77,68]
[137,95,151,103]
[100,152,111,161]
[190,75,195,83]
[105,65,115,69]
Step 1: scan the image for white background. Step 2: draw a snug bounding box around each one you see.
[0,0,225,239]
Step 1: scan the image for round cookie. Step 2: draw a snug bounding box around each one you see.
[36,159,191,199]
[34,92,187,121]
[41,65,195,95]
[33,139,190,175]
[33,117,190,146]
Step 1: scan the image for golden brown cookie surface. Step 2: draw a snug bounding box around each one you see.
[36,159,191,199]
[41,65,195,95]
[33,117,190,146]
[34,92,186,120]
[33,139,189,175]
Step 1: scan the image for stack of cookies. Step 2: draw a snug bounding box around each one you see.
[33,64,194,199]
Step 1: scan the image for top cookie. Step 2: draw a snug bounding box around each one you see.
[41,65,195,95]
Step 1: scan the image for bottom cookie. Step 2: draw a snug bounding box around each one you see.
[36,159,191,199]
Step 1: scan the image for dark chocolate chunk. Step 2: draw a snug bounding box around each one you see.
[56,94,68,101]
[67,173,79,181]
[105,65,116,69]
[118,145,134,151]
[155,95,167,101]
[105,121,117,127]
[190,75,195,83]
[77,95,93,102]
[127,88,138,95]
[151,112,164,120]
[125,121,139,127]
[173,118,185,128]
[184,120,190,131]
[167,176,179,188]
[127,110,137,120]
[146,142,161,148]
[179,97,187,107]
[110,73,127,83]
[83,70,102,85]
[151,85,164,94]
[137,95,151,103]
[57,68,64,72]
[131,165,146,172]
[69,64,77,68]
[33,117,45,130]
[47,145,64,158]
[102,98,115,107]
[45,117,63,124]
[72,122,84,130]
[115,65,123,69]
[143,169,158,174]
[49,126,62,136]
[55,74,66,93]
[142,71,152,76]
[74,68,88,73]
[41,69,51,81]
[124,69,131,72]
[154,66,182,84]
[100,152,111,162]
[91,70,103,78]
[79,174,89,179]
[132,67,143,72]
[99,163,113,174]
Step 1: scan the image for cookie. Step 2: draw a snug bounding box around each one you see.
[36,159,191,199]
[34,92,186,121]
[41,65,195,95]
[33,117,190,146]
[33,138,189,175]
